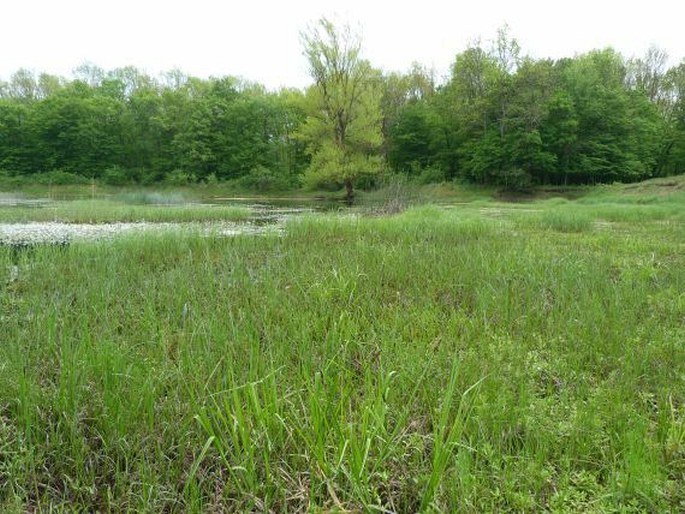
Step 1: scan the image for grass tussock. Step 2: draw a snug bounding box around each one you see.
[0,183,684,511]
[517,209,595,233]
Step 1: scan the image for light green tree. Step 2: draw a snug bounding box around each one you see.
[299,18,384,202]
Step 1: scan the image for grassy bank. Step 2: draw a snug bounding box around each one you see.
[0,186,684,512]
[0,198,252,224]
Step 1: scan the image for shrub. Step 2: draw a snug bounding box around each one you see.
[204,173,219,186]
[237,165,297,192]
[33,170,91,185]
[411,164,446,185]
[163,169,196,186]
[102,165,135,186]
[496,167,533,192]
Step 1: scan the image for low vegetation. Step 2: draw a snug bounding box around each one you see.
[1,178,683,511]
[0,198,252,224]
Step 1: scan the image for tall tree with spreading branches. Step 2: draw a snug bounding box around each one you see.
[299,18,384,202]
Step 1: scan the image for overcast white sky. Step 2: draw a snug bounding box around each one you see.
[2,0,683,89]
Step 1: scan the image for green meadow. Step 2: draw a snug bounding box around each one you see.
[1,178,684,512]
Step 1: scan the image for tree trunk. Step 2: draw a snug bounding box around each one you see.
[344,179,354,205]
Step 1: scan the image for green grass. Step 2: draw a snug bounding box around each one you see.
[0,182,684,512]
[0,199,252,224]
[112,191,192,205]
[357,178,495,210]
[513,208,594,233]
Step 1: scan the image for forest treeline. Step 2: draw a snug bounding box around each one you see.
[1,29,684,190]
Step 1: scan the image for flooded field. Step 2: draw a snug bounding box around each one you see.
[0,194,325,246]
[0,220,279,246]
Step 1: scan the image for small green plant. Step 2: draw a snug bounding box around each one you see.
[664,396,685,466]
[164,169,196,186]
[204,172,219,186]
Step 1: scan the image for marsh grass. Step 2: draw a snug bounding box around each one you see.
[507,187,685,232]
[113,191,191,205]
[0,189,684,511]
[0,199,252,224]
[516,209,595,233]
[359,179,494,211]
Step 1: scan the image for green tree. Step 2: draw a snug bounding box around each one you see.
[119,83,167,181]
[6,69,39,102]
[299,18,384,201]
[380,63,436,163]
[660,62,685,174]
[381,64,447,177]
[0,99,32,171]
[29,81,124,175]
[500,58,558,186]
[540,89,579,184]
[562,49,661,183]
[388,100,444,174]
[440,44,501,182]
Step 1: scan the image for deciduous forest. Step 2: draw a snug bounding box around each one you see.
[1,25,684,192]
